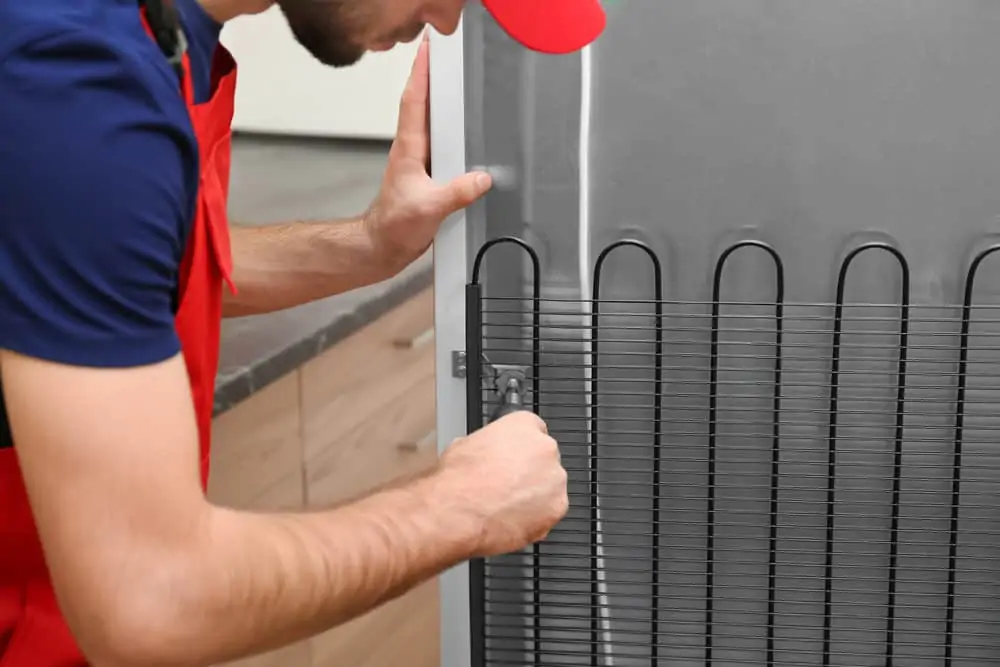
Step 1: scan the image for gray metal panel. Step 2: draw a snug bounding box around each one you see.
[458,1,1000,666]
[470,0,1000,297]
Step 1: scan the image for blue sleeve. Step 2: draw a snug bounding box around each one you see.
[0,26,197,368]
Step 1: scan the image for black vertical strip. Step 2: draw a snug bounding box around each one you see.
[767,283,784,667]
[710,241,785,667]
[528,245,543,667]
[466,283,486,667]
[882,248,911,667]
[591,240,662,667]
[822,250,850,667]
[944,245,1000,666]
[649,260,664,667]
[589,259,602,667]
[705,267,722,666]
[465,283,484,431]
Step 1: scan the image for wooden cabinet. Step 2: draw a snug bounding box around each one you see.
[210,371,304,512]
[301,288,437,507]
[208,288,439,667]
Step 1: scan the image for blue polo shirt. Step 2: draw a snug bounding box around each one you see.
[0,0,222,369]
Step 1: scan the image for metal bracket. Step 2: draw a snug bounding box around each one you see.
[451,350,467,378]
[452,350,529,405]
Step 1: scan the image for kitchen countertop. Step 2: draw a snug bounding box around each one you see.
[214,255,431,415]
[213,134,432,415]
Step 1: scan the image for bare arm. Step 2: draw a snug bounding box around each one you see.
[4,350,563,666]
[222,218,398,317]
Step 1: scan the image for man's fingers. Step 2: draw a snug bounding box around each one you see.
[491,409,549,435]
[432,171,492,217]
[523,411,549,435]
[394,33,430,162]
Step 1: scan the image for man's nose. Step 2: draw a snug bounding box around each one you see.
[428,4,463,35]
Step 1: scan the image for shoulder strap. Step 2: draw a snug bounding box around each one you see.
[139,0,188,82]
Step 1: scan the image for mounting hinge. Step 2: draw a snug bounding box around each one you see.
[451,351,467,378]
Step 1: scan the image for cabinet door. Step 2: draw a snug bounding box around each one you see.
[301,288,439,667]
[209,372,309,667]
[221,6,419,139]
[211,290,438,667]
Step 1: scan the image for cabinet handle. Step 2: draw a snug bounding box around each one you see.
[398,430,436,453]
[392,327,434,350]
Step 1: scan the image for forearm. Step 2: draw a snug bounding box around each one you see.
[99,471,480,666]
[224,218,405,317]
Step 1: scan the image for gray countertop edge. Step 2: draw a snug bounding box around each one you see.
[212,267,433,416]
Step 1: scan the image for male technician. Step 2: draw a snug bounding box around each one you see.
[0,0,606,665]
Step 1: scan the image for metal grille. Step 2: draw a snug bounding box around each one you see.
[466,236,1000,667]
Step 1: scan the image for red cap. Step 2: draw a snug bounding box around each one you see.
[482,0,607,54]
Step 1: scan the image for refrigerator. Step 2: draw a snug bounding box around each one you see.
[430,2,1000,665]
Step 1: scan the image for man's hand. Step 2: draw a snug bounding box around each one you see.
[224,32,490,318]
[362,32,493,272]
[435,411,569,556]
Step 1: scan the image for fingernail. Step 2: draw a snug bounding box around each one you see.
[476,172,491,189]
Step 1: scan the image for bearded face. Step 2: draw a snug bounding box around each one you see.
[275,0,454,67]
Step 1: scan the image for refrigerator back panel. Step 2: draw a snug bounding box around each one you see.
[459,2,1000,666]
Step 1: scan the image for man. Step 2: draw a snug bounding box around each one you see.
[0,0,605,665]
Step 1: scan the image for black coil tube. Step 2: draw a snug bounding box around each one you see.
[591,240,664,667]
[470,236,542,667]
[943,244,1000,667]
[822,242,910,667]
[707,241,785,667]
[465,235,1000,667]
[883,247,911,666]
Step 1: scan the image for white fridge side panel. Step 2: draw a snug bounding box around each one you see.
[429,22,471,667]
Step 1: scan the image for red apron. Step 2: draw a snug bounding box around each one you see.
[0,11,236,666]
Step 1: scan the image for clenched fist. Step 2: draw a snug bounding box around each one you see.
[434,412,568,558]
